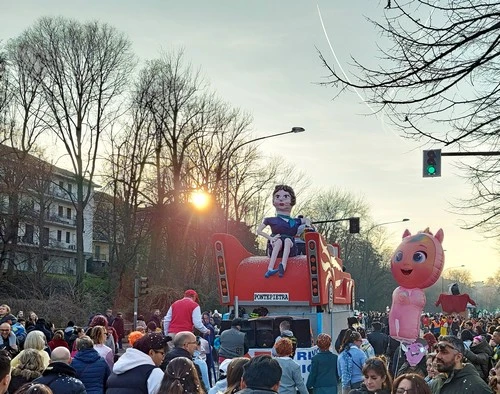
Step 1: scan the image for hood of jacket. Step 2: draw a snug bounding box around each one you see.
[280,330,294,337]
[112,347,155,374]
[64,326,74,334]
[42,361,77,378]
[73,347,102,364]
[471,339,493,356]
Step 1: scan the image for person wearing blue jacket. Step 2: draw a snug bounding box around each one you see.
[72,336,110,394]
[337,329,367,394]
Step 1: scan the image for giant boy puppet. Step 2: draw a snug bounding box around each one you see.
[389,228,445,342]
[256,184,310,278]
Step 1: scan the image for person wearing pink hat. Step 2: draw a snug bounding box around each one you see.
[163,289,210,342]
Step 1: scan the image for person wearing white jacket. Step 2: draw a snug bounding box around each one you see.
[106,332,170,394]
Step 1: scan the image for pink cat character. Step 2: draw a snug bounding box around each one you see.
[389,228,444,341]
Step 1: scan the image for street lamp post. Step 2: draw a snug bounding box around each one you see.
[441,264,466,293]
[224,127,305,233]
[364,218,410,235]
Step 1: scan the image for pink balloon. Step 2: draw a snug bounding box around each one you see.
[389,228,445,341]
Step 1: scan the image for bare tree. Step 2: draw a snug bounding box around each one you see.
[320,0,500,235]
[9,16,135,291]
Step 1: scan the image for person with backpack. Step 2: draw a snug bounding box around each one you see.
[337,329,367,394]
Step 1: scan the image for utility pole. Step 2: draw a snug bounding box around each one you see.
[133,276,139,330]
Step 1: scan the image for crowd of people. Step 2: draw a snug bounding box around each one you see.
[2,293,500,394]
[328,312,500,394]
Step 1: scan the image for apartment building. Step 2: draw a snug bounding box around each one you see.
[0,145,95,275]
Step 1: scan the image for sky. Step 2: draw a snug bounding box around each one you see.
[1,1,498,282]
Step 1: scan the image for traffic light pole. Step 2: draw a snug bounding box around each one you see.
[133,277,139,331]
[440,151,500,156]
[312,217,360,233]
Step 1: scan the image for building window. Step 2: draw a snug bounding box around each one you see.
[59,181,64,188]
[58,206,64,217]
[94,245,101,260]
[41,227,49,246]
[68,183,72,193]
[66,232,71,244]
[57,230,62,242]
[66,208,71,219]
[25,225,34,244]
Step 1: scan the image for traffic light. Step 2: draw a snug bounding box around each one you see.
[139,276,149,296]
[423,149,441,177]
[349,217,360,234]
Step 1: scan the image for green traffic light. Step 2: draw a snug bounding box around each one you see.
[427,165,436,175]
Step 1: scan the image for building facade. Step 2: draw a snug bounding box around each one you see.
[0,146,95,276]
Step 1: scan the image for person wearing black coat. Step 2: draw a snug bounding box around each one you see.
[29,318,53,342]
[367,322,389,356]
[33,347,87,394]
[159,331,208,393]
[335,317,358,353]
[72,336,110,394]
[464,336,494,382]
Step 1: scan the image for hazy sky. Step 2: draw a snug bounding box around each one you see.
[2,1,497,282]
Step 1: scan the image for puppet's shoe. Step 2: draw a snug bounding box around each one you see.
[278,263,285,277]
[265,269,279,278]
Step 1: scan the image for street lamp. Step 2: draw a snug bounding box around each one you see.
[364,218,410,234]
[224,127,305,233]
[441,264,466,293]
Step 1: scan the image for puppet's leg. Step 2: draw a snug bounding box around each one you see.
[265,239,283,278]
[278,238,293,277]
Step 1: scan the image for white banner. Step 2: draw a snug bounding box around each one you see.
[247,347,319,382]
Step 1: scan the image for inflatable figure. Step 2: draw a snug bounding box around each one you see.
[389,228,445,342]
[256,185,310,278]
[435,283,476,315]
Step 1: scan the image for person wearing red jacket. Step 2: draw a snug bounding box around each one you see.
[163,289,210,341]
[48,330,69,351]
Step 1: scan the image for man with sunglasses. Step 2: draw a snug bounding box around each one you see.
[433,335,492,393]
[160,331,208,393]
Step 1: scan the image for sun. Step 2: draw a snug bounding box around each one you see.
[191,190,211,211]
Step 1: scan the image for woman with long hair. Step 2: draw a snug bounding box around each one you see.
[223,357,250,394]
[157,356,203,394]
[392,373,430,394]
[88,325,113,370]
[349,356,392,394]
[338,329,367,394]
[8,349,46,393]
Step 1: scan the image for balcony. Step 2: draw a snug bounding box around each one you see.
[46,215,76,227]
[50,187,75,201]
[93,253,108,262]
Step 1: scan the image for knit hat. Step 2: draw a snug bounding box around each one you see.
[133,332,170,354]
[184,289,199,302]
